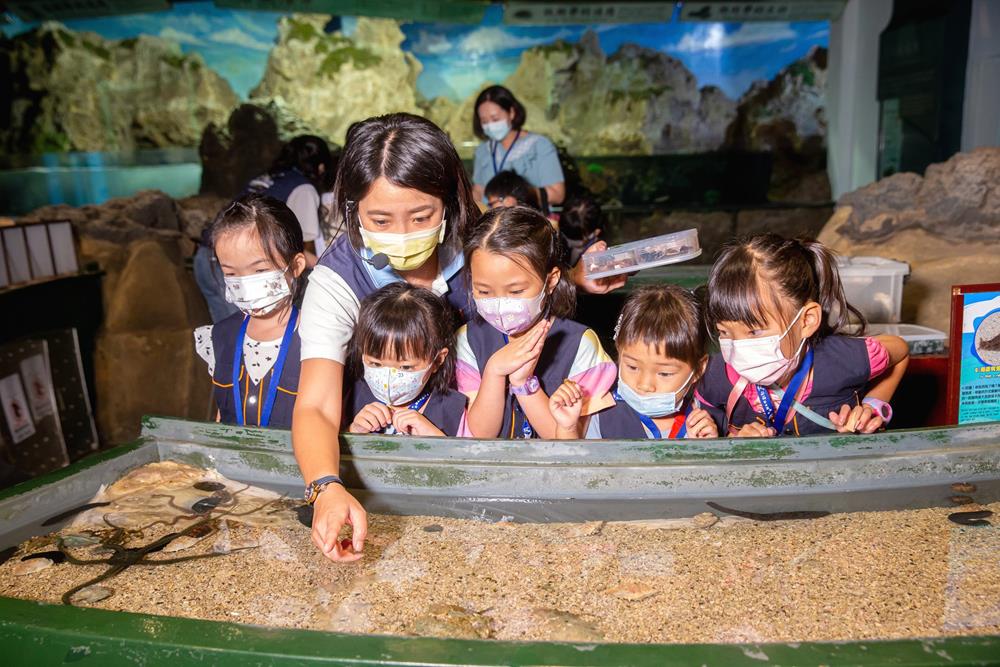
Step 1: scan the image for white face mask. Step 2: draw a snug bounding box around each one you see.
[475,288,546,336]
[482,119,511,142]
[363,364,431,407]
[718,307,807,386]
[224,268,291,316]
[616,372,692,418]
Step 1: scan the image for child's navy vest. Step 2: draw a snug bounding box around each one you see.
[317,234,471,319]
[244,169,313,202]
[697,335,871,436]
[344,379,467,437]
[211,312,301,429]
[593,392,688,439]
[464,317,585,439]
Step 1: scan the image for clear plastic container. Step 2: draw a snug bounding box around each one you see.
[583,229,701,279]
[836,256,910,324]
[866,323,947,356]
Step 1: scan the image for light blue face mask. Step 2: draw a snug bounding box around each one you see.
[616,372,693,418]
[482,119,511,142]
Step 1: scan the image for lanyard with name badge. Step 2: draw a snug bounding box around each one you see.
[232,306,298,427]
[754,347,813,432]
[491,130,522,175]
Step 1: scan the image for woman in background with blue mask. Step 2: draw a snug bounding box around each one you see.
[549,285,719,440]
[193,194,307,429]
[471,86,565,208]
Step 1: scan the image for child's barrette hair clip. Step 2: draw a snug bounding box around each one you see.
[613,313,623,341]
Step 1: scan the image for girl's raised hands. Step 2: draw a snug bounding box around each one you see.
[486,318,552,383]
[549,379,584,430]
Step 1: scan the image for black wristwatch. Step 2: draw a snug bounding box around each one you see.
[304,475,344,505]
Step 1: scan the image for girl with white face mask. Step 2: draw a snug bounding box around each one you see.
[549,285,719,440]
[345,283,469,437]
[193,194,308,429]
[455,206,617,440]
[697,234,910,438]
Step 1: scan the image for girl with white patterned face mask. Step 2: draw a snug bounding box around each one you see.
[552,285,718,441]
[697,234,910,439]
[346,283,470,437]
[193,194,308,429]
[455,206,617,440]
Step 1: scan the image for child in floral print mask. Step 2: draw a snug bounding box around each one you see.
[345,283,470,437]
[193,194,307,429]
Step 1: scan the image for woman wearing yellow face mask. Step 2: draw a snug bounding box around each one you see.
[293,113,627,567]
[293,113,479,565]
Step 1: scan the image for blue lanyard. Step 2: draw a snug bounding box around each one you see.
[231,306,298,427]
[503,333,535,439]
[491,130,521,175]
[754,347,813,433]
[613,391,690,439]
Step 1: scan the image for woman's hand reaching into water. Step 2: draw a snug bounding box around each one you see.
[311,482,367,562]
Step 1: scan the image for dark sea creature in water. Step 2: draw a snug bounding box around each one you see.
[193,481,226,492]
[706,501,830,521]
[948,510,993,527]
[55,489,281,606]
[980,332,1000,352]
[41,502,112,527]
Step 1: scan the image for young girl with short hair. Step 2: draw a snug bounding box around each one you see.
[345,283,468,437]
[549,285,719,439]
[455,206,616,439]
[697,234,909,437]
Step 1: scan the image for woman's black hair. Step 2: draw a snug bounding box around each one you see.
[270,135,334,191]
[615,285,707,383]
[350,283,456,395]
[706,233,866,341]
[210,193,307,302]
[464,206,575,320]
[559,192,602,241]
[484,170,540,210]
[472,85,527,140]
[333,113,479,257]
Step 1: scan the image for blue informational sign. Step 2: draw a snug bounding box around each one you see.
[955,290,1000,424]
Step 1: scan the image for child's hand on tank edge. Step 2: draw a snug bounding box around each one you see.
[549,379,584,430]
[349,402,392,433]
[734,422,777,438]
[392,408,444,437]
[685,408,718,438]
[829,404,882,434]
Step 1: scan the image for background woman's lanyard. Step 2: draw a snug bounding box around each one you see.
[232,306,299,427]
[613,390,690,439]
[382,391,431,435]
[503,332,535,439]
[753,348,813,432]
[491,130,522,175]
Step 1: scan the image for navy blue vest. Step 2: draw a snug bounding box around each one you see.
[344,379,467,437]
[464,316,586,439]
[317,234,472,320]
[595,389,689,439]
[247,169,314,202]
[696,335,871,436]
[211,312,301,429]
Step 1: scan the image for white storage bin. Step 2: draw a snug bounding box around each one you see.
[836,256,910,324]
[866,323,946,356]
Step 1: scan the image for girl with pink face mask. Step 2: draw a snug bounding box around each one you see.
[695,234,909,438]
[455,207,617,439]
